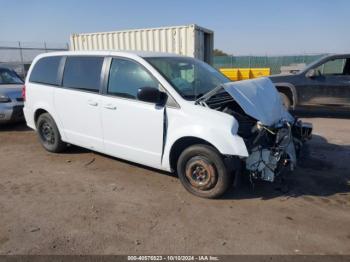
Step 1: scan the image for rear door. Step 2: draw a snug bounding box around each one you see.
[100,57,164,168]
[54,56,104,151]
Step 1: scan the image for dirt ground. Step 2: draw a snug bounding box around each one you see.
[0,116,349,255]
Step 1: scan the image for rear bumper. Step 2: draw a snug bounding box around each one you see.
[0,103,24,123]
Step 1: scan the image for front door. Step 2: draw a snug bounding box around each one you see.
[101,58,164,169]
[300,57,350,108]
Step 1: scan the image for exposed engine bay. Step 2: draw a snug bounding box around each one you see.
[196,78,312,183]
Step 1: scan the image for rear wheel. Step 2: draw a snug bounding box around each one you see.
[176,144,233,198]
[36,113,67,153]
[279,92,291,110]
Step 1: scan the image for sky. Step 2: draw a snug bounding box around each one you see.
[1,0,349,55]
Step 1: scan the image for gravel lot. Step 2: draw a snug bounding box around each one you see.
[0,116,349,255]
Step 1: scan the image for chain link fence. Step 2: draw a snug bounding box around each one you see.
[0,41,68,78]
[213,54,327,74]
[0,42,328,77]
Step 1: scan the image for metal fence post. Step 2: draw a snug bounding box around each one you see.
[18,41,25,76]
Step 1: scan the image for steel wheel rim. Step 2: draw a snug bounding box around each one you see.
[39,121,55,145]
[185,157,217,190]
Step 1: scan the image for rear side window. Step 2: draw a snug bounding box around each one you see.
[29,56,62,85]
[0,68,23,84]
[107,58,158,99]
[62,56,103,93]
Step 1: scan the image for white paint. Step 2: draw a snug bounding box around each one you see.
[54,88,104,152]
[101,96,164,169]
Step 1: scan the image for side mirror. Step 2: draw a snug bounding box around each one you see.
[137,87,167,105]
[306,69,317,78]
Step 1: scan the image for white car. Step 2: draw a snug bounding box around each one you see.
[23,51,312,198]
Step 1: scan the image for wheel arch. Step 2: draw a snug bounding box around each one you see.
[274,82,298,109]
[34,108,49,125]
[32,106,66,141]
[169,136,222,172]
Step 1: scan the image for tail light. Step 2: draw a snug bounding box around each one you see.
[22,84,26,101]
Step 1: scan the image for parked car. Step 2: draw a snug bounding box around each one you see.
[23,51,312,198]
[0,67,25,123]
[269,54,350,110]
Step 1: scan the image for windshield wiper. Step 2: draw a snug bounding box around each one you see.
[194,84,224,105]
[182,93,206,100]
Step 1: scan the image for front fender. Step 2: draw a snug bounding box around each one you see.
[161,107,249,171]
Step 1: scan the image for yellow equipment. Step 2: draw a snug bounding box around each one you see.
[219,68,271,81]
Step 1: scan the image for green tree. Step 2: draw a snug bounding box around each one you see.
[213,49,229,56]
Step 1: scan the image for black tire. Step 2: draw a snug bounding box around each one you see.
[279,92,291,110]
[176,144,233,199]
[36,113,67,153]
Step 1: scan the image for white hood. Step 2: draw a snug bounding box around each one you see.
[223,77,293,126]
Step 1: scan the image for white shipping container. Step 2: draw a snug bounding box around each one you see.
[70,24,214,64]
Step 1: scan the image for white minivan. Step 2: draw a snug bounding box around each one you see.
[24,51,312,198]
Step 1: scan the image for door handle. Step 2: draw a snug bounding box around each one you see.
[104,104,117,110]
[88,100,98,106]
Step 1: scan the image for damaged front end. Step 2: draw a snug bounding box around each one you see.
[196,77,312,183]
[244,120,297,182]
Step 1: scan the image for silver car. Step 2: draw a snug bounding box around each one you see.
[0,67,24,123]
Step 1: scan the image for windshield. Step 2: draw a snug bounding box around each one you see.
[0,68,23,85]
[146,57,230,100]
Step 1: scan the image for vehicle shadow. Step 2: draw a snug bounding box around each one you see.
[0,122,30,132]
[61,144,177,176]
[223,134,350,200]
[292,109,350,119]
[63,145,91,154]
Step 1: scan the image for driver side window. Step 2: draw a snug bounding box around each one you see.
[315,58,347,76]
[107,58,159,100]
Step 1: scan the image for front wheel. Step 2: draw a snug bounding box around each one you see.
[176,144,233,198]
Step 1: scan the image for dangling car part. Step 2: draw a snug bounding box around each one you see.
[196,77,312,183]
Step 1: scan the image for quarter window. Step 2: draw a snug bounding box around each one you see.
[107,58,158,99]
[29,56,62,85]
[62,56,104,92]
